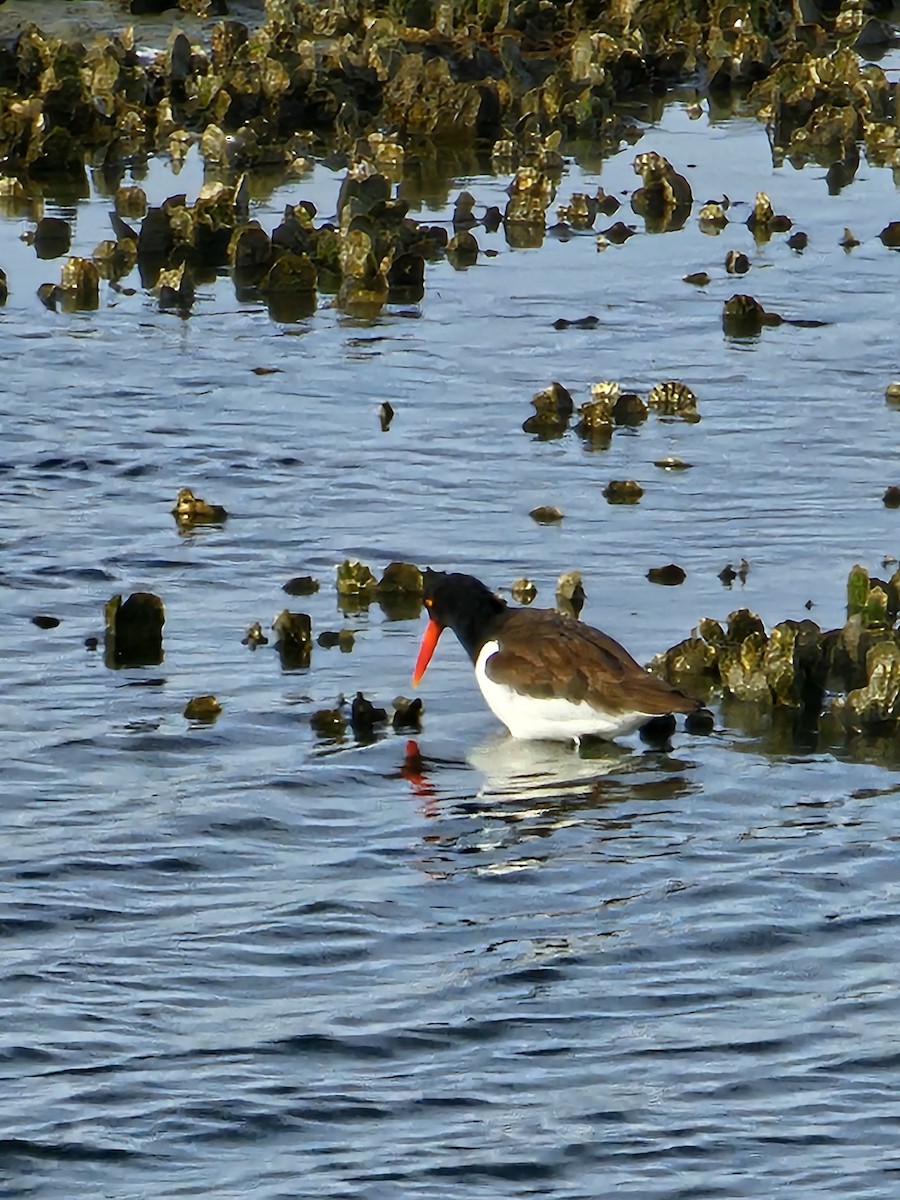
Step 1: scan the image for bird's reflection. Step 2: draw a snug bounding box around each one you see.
[400,734,697,877]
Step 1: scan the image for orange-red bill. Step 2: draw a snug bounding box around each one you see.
[412,619,442,686]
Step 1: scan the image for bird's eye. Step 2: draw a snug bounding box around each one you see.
[424,598,433,608]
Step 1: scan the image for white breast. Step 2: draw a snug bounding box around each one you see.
[474,641,652,742]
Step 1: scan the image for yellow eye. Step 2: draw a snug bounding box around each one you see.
[424,597,433,609]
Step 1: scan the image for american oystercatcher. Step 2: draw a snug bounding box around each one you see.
[412,570,696,742]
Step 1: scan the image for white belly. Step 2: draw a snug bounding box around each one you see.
[474,641,653,742]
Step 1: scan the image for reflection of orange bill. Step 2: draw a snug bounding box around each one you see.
[412,619,442,686]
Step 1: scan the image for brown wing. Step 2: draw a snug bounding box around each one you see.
[485,608,695,716]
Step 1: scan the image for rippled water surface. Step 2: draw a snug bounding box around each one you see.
[4,78,900,1198]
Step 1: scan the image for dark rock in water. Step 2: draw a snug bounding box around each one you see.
[230,223,273,271]
[883,487,900,509]
[0,267,7,306]
[310,707,346,738]
[788,231,808,251]
[601,221,637,244]
[377,562,423,595]
[242,620,268,649]
[379,401,394,431]
[530,505,564,524]
[683,271,710,286]
[105,592,165,668]
[392,695,423,731]
[725,249,750,274]
[639,713,677,746]
[446,230,479,269]
[553,315,599,330]
[603,480,643,504]
[647,564,686,586]
[34,216,70,260]
[261,251,317,293]
[273,610,312,669]
[37,283,60,311]
[184,695,222,722]
[283,575,320,596]
[595,190,620,216]
[879,221,900,249]
[452,191,478,230]
[722,293,781,337]
[351,691,388,740]
[612,392,648,426]
[84,636,99,651]
[32,614,60,629]
[317,629,355,652]
[685,707,715,735]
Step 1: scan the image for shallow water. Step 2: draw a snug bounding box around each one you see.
[3,81,900,1198]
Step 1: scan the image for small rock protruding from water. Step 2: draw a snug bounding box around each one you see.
[603,480,643,505]
[833,642,900,733]
[631,151,693,232]
[725,249,750,274]
[392,695,423,731]
[273,610,312,669]
[379,401,394,431]
[105,592,165,668]
[647,564,686,586]
[242,621,268,649]
[34,217,71,260]
[530,505,564,525]
[523,381,574,436]
[0,267,7,306]
[351,691,388,740]
[698,201,729,233]
[556,571,585,619]
[317,629,355,652]
[184,695,222,723]
[172,487,228,527]
[885,382,900,407]
[722,293,781,337]
[511,578,537,604]
[283,576,320,596]
[337,559,377,600]
[32,614,60,629]
[310,707,347,739]
[59,257,100,311]
[884,487,900,509]
[446,230,479,269]
[747,191,792,239]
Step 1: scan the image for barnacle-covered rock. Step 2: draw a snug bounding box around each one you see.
[351,691,389,740]
[631,151,693,232]
[648,635,719,698]
[242,620,269,649]
[833,640,900,732]
[719,629,771,706]
[523,381,574,436]
[337,559,377,599]
[59,257,100,311]
[556,571,585,619]
[698,201,729,233]
[511,578,537,604]
[376,562,423,595]
[310,707,346,738]
[505,167,555,232]
[647,380,699,421]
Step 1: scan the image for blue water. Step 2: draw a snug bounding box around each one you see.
[3,76,900,1198]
